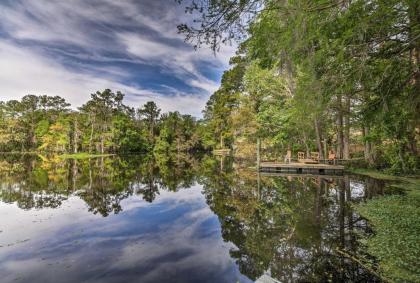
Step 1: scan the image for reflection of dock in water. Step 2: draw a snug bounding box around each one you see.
[260,172,345,179]
[259,162,344,175]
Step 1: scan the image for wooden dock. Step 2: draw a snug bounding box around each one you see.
[259,162,344,175]
[212,148,231,155]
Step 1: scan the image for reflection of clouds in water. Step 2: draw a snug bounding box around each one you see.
[120,185,203,213]
[350,181,365,199]
[108,185,244,282]
[0,184,251,283]
[112,218,236,282]
[0,197,95,247]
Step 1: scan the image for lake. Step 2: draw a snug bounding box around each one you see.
[0,154,392,282]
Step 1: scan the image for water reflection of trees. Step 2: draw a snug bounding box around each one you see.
[0,155,69,209]
[0,153,201,216]
[0,154,389,280]
[200,157,386,282]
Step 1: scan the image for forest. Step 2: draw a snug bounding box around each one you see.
[0,90,203,155]
[178,0,419,174]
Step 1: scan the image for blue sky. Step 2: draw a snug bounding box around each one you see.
[0,0,235,117]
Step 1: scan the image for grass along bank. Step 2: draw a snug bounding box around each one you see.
[352,169,420,282]
[59,153,115,159]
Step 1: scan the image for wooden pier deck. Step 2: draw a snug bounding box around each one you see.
[212,148,231,155]
[259,162,344,175]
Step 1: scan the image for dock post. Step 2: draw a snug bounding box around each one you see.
[257,170,261,200]
[323,139,327,164]
[257,138,261,170]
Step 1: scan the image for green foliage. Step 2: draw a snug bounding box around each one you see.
[183,0,419,171]
[356,181,420,282]
[39,116,70,152]
[0,91,202,155]
[0,95,70,151]
[137,101,161,144]
[243,61,289,140]
[179,3,420,277]
[79,89,133,154]
[35,119,50,140]
[112,114,149,153]
[155,111,202,153]
[154,127,172,153]
[202,57,245,148]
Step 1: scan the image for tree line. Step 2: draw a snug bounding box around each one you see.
[0,90,203,154]
[179,0,419,173]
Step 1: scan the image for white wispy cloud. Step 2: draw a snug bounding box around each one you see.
[117,32,222,93]
[0,40,208,116]
[0,0,236,117]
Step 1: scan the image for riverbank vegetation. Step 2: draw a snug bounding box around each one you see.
[356,174,420,282]
[0,90,203,156]
[178,0,419,174]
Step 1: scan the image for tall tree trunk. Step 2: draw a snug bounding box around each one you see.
[314,117,324,160]
[149,118,154,144]
[408,1,420,93]
[73,118,78,154]
[100,137,104,154]
[31,129,36,149]
[30,119,36,150]
[323,139,327,162]
[407,128,418,156]
[256,138,261,168]
[343,95,350,159]
[363,126,374,165]
[336,95,344,159]
[398,142,407,172]
[89,115,94,154]
[408,2,420,157]
[27,110,36,151]
[302,131,310,157]
[100,125,105,154]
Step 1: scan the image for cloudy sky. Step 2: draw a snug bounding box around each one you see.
[0,0,235,117]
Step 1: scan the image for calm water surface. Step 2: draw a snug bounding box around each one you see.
[0,154,393,282]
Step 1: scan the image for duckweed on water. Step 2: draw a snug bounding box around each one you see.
[355,171,420,282]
